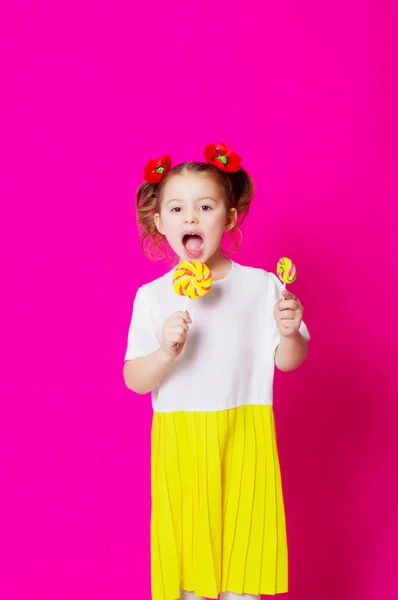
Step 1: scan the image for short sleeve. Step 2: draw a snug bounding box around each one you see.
[124,286,157,361]
[268,272,310,354]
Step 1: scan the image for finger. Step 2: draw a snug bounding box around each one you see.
[181,310,192,323]
[169,333,185,345]
[281,320,300,332]
[168,318,189,330]
[278,294,296,308]
[280,310,296,320]
[279,299,299,311]
[166,324,188,335]
[167,325,188,336]
[174,311,192,323]
[281,290,296,301]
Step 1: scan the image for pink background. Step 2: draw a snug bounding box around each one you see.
[1,1,397,599]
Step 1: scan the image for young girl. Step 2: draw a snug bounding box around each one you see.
[123,143,310,600]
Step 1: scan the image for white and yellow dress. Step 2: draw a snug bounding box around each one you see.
[125,261,310,600]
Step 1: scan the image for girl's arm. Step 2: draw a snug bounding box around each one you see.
[273,289,309,372]
[123,348,174,394]
[124,310,191,394]
[275,331,308,372]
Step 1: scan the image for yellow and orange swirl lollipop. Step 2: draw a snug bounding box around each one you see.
[173,260,212,306]
[277,257,297,290]
[172,261,212,348]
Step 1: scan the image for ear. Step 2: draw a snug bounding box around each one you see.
[225,208,237,231]
[154,212,164,235]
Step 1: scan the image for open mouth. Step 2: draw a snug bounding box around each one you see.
[182,233,204,258]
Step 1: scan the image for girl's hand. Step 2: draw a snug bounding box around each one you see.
[273,290,304,338]
[161,311,192,358]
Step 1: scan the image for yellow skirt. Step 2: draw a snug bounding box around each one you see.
[151,405,288,600]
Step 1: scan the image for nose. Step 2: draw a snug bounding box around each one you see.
[184,211,199,224]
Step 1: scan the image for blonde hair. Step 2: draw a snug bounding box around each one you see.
[136,161,255,260]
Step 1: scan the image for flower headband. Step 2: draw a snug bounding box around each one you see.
[143,143,242,184]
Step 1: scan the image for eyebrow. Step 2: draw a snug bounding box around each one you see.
[166,196,217,205]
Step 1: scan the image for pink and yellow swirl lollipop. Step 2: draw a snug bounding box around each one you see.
[276,257,297,291]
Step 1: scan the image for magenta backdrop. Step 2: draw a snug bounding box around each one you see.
[1,1,397,599]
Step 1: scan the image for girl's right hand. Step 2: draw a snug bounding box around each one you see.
[161,311,192,358]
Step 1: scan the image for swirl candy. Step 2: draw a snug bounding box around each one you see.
[173,260,212,299]
[276,257,297,285]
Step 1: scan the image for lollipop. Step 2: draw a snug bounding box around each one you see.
[173,260,212,310]
[172,260,212,349]
[276,257,297,293]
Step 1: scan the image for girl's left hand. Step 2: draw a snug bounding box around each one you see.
[273,290,304,337]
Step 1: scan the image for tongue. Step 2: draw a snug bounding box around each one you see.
[185,235,203,252]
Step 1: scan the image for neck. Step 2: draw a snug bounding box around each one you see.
[202,249,232,281]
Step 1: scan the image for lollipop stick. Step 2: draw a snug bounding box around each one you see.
[177,297,189,350]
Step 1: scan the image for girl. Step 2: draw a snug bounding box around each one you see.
[123,143,310,600]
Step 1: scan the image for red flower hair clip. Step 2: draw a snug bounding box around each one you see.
[203,143,242,173]
[143,155,172,184]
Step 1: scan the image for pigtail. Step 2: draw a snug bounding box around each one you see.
[229,167,255,226]
[135,182,169,260]
[217,168,253,253]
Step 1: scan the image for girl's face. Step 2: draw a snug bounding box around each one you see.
[154,172,237,264]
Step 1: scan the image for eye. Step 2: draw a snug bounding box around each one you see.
[171,207,182,213]
[200,205,212,211]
